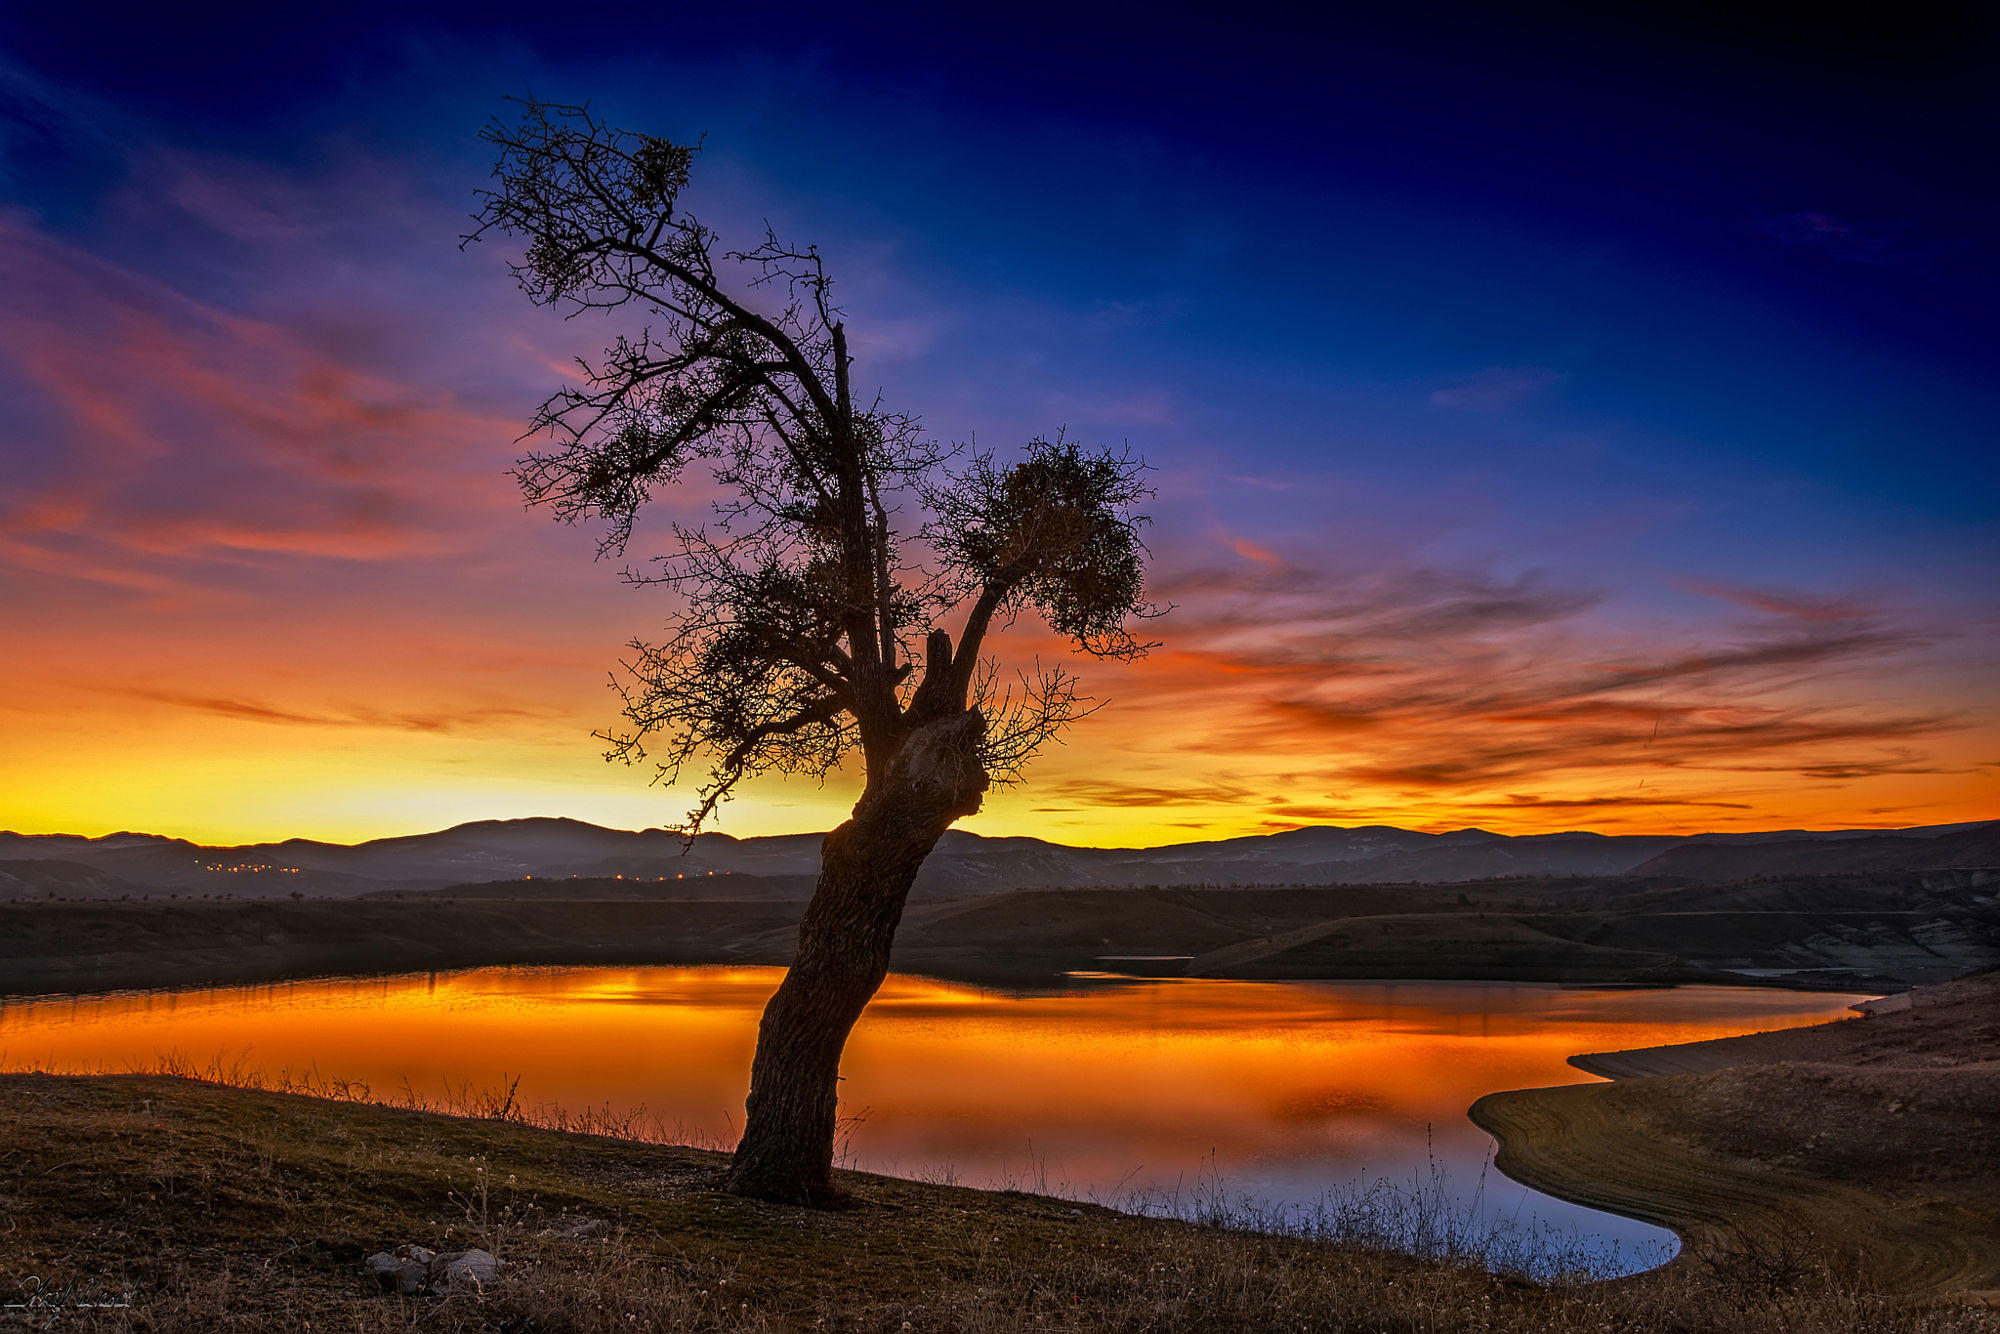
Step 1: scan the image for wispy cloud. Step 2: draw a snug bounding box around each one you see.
[1428,366,1564,411]
[1014,530,1984,834]
[118,687,553,735]
[1458,794,1754,812]
[0,212,522,602]
[1044,778,1258,808]
[1679,579,1883,624]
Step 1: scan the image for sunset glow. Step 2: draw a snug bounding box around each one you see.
[2,14,1993,846]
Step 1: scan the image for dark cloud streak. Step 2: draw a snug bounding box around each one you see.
[119,687,550,735]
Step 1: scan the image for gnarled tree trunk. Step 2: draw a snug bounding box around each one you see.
[722,710,988,1203]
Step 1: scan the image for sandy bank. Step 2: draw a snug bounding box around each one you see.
[1471,970,2000,1301]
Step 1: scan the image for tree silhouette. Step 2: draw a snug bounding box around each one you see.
[469,97,1157,1203]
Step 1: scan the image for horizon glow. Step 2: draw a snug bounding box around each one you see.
[1,9,1994,847]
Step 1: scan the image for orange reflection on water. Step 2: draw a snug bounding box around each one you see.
[0,968,1863,1251]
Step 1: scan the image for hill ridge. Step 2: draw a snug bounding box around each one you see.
[0,817,1992,902]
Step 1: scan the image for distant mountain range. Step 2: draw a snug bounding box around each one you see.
[1,816,1994,902]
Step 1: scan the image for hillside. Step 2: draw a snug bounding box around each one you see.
[1628,821,2000,880]
[2,815,1990,902]
[5,868,1993,996]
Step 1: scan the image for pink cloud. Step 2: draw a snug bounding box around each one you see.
[0,213,522,596]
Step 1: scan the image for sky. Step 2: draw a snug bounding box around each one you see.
[1,3,1995,846]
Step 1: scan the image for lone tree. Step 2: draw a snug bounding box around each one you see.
[470,98,1156,1203]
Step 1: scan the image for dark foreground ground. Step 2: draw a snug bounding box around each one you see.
[1473,970,2000,1306]
[4,866,1994,995]
[1,1071,1992,1334]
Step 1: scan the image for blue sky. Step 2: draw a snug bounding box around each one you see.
[1,3,1994,841]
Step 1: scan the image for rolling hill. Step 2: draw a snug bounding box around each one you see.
[1,816,1991,902]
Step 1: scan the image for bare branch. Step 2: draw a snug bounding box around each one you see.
[475,98,1158,832]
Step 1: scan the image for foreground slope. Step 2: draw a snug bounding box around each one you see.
[0,1072,1986,1332]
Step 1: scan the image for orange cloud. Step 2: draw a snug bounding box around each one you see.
[966,546,1995,843]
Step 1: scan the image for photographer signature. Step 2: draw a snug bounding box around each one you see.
[4,1274,137,1316]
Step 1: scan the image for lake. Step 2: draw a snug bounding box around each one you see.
[0,967,1866,1274]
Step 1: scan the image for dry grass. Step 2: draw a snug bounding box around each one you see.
[1,1072,1994,1333]
[1475,970,2000,1306]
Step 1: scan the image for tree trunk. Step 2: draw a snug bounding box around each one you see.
[722,710,988,1203]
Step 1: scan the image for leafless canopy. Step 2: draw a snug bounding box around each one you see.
[467,97,1158,830]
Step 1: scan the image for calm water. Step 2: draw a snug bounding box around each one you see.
[0,968,1866,1273]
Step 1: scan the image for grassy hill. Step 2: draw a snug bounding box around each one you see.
[1,1070,1988,1331]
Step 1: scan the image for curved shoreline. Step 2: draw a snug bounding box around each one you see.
[1470,971,2000,1301]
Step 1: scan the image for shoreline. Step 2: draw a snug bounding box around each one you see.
[0,890,1933,999]
[0,951,1874,1008]
[1471,969,2000,1301]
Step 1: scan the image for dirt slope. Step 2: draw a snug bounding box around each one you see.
[1472,970,2000,1301]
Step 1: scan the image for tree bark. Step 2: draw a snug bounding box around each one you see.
[721,710,988,1203]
